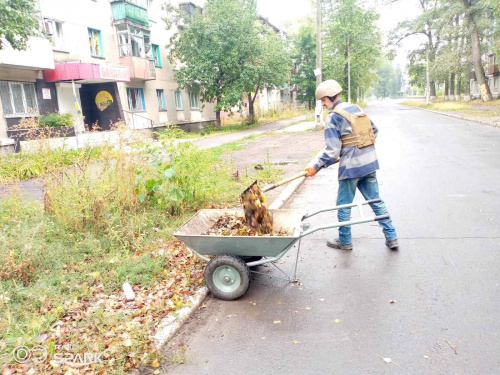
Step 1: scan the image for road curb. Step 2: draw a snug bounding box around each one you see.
[400,103,500,128]
[151,149,324,351]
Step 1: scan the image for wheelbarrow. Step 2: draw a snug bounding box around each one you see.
[173,199,389,300]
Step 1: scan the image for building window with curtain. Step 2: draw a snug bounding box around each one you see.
[0,81,38,116]
[174,90,183,110]
[127,88,146,111]
[156,89,166,110]
[189,91,199,109]
[117,23,151,59]
[152,44,161,67]
[88,28,103,57]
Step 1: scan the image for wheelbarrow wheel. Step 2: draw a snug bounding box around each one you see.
[205,255,250,301]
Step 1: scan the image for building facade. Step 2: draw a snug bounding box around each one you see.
[470,52,500,99]
[0,0,215,142]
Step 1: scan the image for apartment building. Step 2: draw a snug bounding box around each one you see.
[0,0,214,142]
[470,52,500,99]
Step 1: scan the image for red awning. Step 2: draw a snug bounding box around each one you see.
[43,63,130,82]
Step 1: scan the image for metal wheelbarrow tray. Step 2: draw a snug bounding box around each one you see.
[173,200,389,301]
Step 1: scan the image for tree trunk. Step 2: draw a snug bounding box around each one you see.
[248,93,255,124]
[444,79,449,100]
[430,81,436,99]
[456,73,461,100]
[464,62,471,101]
[451,74,456,98]
[465,7,493,101]
[215,109,221,129]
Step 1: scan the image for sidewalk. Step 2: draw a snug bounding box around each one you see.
[398,99,500,128]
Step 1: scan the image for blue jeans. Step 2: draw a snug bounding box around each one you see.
[337,172,397,244]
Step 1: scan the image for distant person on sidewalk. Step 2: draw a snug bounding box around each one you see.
[304,80,399,250]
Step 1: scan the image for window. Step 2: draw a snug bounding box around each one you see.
[0,81,38,116]
[44,19,65,50]
[127,88,146,111]
[117,23,151,59]
[174,90,183,110]
[189,91,199,109]
[156,89,166,110]
[152,44,161,67]
[179,2,201,20]
[88,28,103,57]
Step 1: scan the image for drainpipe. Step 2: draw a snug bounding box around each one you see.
[72,80,84,148]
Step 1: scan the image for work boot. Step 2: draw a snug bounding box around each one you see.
[386,239,399,250]
[327,239,353,251]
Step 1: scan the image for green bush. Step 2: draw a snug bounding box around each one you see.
[39,112,74,127]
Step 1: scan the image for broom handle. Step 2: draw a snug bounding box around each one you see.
[262,171,308,192]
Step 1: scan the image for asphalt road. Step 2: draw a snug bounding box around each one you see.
[156,100,500,375]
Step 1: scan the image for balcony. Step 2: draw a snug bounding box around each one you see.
[488,64,499,75]
[0,36,54,70]
[120,56,156,80]
[111,0,149,26]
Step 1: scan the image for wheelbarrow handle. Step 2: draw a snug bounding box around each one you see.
[262,171,308,193]
[302,198,382,220]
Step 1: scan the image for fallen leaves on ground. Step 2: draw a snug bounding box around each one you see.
[1,241,205,375]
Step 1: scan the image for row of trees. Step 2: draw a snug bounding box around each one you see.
[168,0,386,123]
[390,0,498,102]
[166,0,291,127]
[292,0,384,105]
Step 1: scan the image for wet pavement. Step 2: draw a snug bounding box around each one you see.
[152,100,500,375]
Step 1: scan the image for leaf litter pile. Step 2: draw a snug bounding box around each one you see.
[203,213,289,236]
[240,181,274,234]
[201,180,290,237]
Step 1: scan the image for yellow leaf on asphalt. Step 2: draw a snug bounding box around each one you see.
[382,358,392,363]
[154,371,160,375]
[292,340,300,344]
[334,319,342,323]
[305,307,311,310]
[424,355,429,359]
[319,298,325,302]
[179,360,184,364]
[151,360,160,368]
[273,320,281,324]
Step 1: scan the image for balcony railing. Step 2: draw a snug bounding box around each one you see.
[111,0,148,26]
[119,56,156,80]
[488,64,499,75]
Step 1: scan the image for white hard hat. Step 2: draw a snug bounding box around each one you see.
[315,80,343,100]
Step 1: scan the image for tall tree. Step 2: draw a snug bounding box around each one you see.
[241,25,291,124]
[0,0,39,50]
[460,0,493,100]
[291,19,317,110]
[323,0,383,103]
[165,0,259,128]
[390,0,447,99]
